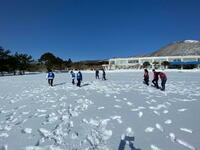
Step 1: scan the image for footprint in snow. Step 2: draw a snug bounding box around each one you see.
[146,101,151,105]
[21,128,32,134]
[180,128,193,134]
[178,108,188,112]
[110,116,122,124]
[138,112,143,118]
[115,99,121,102]
[114,105,122,108]
[153,111,160,116]
[155,123,164,132]
[127,102,133,106]
[145,127,154,133]
[150,144,162,150]
[123,98,127,101]
[164,119,172,125]
[151,99,157,103]
[71,132,79,139]
[168,133,196,150]
[105,94,110,97]
[163,110,169,114]
[97,107,105,110]
[0,133,9,138]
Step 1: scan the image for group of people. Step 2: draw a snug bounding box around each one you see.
[46,69,83,87]
[95,69,106,80]
[46,69,106,87]
[143,69,167,91]
[46,68,167,91]
[70,70,82,87]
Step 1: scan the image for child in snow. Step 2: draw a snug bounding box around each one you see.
[143,69,149,85]
[152,69,159,88]
[102,69,106,80]
[158,72,167,91]
[70,70,75,85]
[76,71,82,87]
[95,70,99,79]
[46,69,55,86]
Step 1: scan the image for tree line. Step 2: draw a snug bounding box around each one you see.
[143,61,170,69]
[0,46,107,76]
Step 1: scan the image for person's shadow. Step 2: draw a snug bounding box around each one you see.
[118,136,142,150]
[54,82,66,86]
[81,83,90,87]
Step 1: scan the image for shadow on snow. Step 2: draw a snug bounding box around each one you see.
[118,136,142,150]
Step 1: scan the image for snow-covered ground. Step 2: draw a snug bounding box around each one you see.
[0,71,200,150]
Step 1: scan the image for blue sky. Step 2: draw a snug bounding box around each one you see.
[0,0,200,61]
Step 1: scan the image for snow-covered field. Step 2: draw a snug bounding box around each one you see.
[0,71,200,150]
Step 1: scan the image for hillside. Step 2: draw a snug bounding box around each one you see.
[148,40,200,57]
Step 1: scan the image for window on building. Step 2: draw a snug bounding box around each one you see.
[110,61,115,65]
[116,60,127,65]
[183,58,197,62]
[141,59,153,63]
[154,59,166,62]
[170,59,181,62]
[128,60,139,63]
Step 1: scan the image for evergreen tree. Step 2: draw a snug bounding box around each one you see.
[0,47,11,75]
[15,53,33,74]
[143,61,150,68]
[161,61,170,69]
[39,52,57,69]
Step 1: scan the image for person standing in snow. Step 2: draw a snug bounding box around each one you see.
[70,70,75,85]
[152,69,159,88]
[158,72,167,91]
[143,69,149,85]
[76,71,82,87]
[46,69,55,86]
[95,70,99,79]
[102,69,106,80]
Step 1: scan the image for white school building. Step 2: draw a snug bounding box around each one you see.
[103,55,200,70]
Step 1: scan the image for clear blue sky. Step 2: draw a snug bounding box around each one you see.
[0,0,200,61]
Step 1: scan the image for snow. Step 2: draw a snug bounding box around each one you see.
[0,71,200,150]
[164,119,172,124]
[145,127,154,133]
[184,40,199,43]
[22,128,32,134]
[150,144,162,150]
[180,128,193,134]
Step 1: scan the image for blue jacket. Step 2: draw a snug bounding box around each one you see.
[47,72,55,79]
[77,72,82,80]
[71,72,75,78]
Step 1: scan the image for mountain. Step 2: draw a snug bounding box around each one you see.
[147,40,200,57]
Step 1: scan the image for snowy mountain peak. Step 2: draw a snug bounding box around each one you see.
[184,40,199,43]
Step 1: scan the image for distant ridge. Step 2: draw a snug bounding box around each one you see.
[127,40,200,58]
[145,40,200,57]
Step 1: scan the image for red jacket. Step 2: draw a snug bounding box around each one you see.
[153,72,159,80]
[159,72,167,80]
[144,72,149,79]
